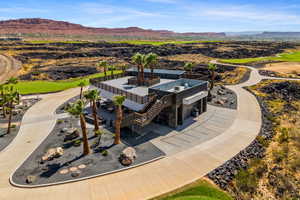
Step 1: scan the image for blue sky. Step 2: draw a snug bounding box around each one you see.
[1,0,300,32]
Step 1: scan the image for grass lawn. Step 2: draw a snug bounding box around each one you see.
[153,179,233,200]
[111,40,221,46]
[14,70,122,95]
[219,51,300,64]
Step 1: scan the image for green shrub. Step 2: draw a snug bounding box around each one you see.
[256,136,269,147]
[95,130,104,136]
[235,170,258,193]
[272,145,289,163]
[73,139,82,147]
[11,124,17,129]
[278,128,290,143]
[290,157,300,172]
[101,150,108,156]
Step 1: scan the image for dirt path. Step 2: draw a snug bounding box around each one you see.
[0,54,21,84]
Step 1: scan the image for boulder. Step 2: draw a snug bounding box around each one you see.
[71,170,81,178]
[216,99,225,105]
[63,129,79,142]
[26,175,36,184]
[122,147,137,161]
[119,147,137,166]
[42,147,64,161]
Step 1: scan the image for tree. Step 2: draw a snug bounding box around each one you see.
[66,100,90,155]
[208,63,218,90]
[5,77,18,92]
[113,95,125,145]
[97,61,108,80]
[132,53,144,85]
[78,81,85,99]
[84,89,101,134]
[184,62,195,76]
[5,90,19,135]
[144,53,158,79]
[108,65,116,79]
[0,85,7,118]
[208,63,218,100]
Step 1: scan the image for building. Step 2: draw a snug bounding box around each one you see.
[91,68,208,129]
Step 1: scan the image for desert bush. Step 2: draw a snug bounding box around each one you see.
[256,136,269,147]
[11,124,17,129]
[73,139,81,147]
[101,150,108,156]
[272,145,289,163]
[235,170,258,193]
[95,130,104,136]
[277,128,290,143]
[289,157,300,172]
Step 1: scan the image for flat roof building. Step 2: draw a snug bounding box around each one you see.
[91,68,208,129]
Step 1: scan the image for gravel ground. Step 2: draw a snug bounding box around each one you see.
[12,118,165,186]
[55,95,80,114]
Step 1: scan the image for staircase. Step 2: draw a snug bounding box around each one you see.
[121,94,172,128]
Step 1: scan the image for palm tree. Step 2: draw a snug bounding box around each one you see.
[0,85,6,118]
[5,77,18,92]
[84,89,100,134]
[184,62,195,76]
[78,81,85,99]
[66,100,90,155]
[108,65,116,79]
[144,53,158,79]
[5,90,19,135]
[113,95,125,145]
[208,63,218,100]
[97,61,108,80]
[132,53,144,85]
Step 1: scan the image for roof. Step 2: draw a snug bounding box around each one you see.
[127,68,186,75]
[151,78,207,93]
[101,76,174,97]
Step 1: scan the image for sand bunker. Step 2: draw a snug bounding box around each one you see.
[262,62,300,73]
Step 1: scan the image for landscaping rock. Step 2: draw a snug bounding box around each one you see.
[42,147,64,161]
[71,170,81,178]
[119,147,137,166]
[63,128,79,142]
[119,155,133,166]
[26,175,36,184]
[122,147,137,161]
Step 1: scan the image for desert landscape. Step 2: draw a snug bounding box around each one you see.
[0,6,300,199]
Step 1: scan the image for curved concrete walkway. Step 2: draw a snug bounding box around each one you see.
[0,61,293,200]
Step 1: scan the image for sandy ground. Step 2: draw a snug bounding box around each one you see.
[262,62,300,73]
[0,55,21,84]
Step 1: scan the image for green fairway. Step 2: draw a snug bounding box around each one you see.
[14,70,121,95]
[111,40,221,46]
[220,51,300,64]
[154,180,233,200]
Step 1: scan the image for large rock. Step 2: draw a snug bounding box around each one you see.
[122,147,137,161]
[119,147,137,166]
[63,128,79,142]
[42,147,64,161]
[26,175,36,184]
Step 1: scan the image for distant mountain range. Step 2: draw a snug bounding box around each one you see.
[0,18,225,38]
[0,18,299,40]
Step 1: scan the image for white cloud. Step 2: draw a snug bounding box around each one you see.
[186,4,300,25]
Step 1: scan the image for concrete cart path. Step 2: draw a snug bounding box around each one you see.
[0,61,294,200]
